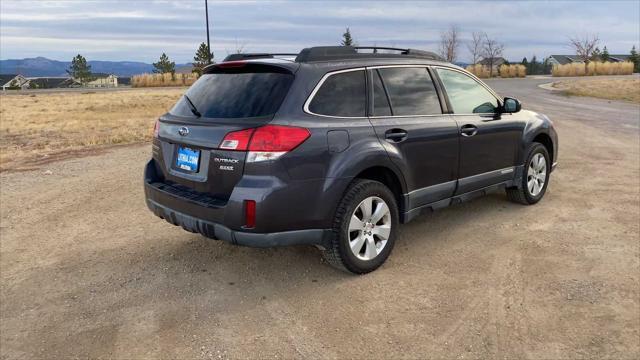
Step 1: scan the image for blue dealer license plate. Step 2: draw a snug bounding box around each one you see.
[176,146,200,172]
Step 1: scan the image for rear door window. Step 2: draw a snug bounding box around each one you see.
[308,70,366,117]
[378,67,442,116]
[170,66,294,119]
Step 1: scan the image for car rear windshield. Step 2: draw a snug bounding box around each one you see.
[170,65,294,119]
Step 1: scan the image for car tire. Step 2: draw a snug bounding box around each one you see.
[506,142,551,205]
[322,179,399,274]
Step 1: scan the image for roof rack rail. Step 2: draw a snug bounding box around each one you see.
[223,53,298,62]
[294,46,445,63]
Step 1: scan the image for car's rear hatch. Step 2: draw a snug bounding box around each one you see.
[151,62,297,203]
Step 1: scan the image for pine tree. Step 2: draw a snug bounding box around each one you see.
[591,47,602,61]
[341,27,355,46]
[521,57,528,67]
[192,43,213,75]
[529,55,538,75]
[601,46,610,62]
[542,58,552,75]
[67,54,92,85]
[153,53,175,74]
[630,46,639,73]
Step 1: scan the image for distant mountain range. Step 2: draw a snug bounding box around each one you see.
[0,57,192,77]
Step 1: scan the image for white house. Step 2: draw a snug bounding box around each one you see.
[1,74,30,90]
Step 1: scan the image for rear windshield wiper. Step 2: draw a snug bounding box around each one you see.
[183,95,201,117]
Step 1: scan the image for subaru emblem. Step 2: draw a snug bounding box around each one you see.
[178,126,189,136]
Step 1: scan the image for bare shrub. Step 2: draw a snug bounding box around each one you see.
[481,34,504,77]
[466,64,491,78]
[499,64,527,78]
[467,31,484,65]
[439,25,460,62]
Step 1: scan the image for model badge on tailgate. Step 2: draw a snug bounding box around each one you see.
[214,157,239,164]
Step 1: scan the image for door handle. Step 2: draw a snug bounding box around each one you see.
[460,124,478,137]
[384,129,408,143]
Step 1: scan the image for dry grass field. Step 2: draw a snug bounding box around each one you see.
[553,78,640,104]
[0,88,184,171]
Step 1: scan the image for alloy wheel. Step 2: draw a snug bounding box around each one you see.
[347,196,391,261]
[527,153,547,196]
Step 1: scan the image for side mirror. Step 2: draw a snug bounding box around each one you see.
[503,97,521,113]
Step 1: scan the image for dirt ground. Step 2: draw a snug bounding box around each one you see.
[1,78,639,358]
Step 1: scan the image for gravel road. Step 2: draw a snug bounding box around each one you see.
[1,77,639,358]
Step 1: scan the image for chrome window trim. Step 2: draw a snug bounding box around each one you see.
[303,67,368,119]
[367,64,429,70]
[431,65,503,116]
[302,64,504,119]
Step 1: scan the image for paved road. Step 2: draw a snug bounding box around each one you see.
[486,75,640,132]
[1,78,639,358]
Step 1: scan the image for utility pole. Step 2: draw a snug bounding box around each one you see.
[205,0,212,64]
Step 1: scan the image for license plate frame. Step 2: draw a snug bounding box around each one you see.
[175,146,201,172]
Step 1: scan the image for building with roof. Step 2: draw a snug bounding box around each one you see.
[28,77,74,89]
[86,73,118,88]
[478,57,507,74]
[1,74,30,90]
[548,54,632,66]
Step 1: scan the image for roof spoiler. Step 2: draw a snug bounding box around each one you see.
[222,53,298,62]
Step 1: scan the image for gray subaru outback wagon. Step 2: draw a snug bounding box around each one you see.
[144,46,558,273]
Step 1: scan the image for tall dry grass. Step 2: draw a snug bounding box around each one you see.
[499,64,527,78]
[132,73,199,87]
[466,64,491,78]
[552,61,634,77]
[466,64,526,78]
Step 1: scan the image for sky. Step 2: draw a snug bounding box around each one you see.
[1,0,639,63]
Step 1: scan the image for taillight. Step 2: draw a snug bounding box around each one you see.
[153,120,160,138]
[219,125,310,163]
[244,200,256,228]
[249,125,310,152]
[219,128,255,150]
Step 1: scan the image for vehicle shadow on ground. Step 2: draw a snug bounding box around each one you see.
[159,190,523,283]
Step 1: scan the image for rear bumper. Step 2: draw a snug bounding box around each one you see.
[146,198,332,248]
[144,159,335,248]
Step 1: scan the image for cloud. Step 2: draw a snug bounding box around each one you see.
[0,0,638,63]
